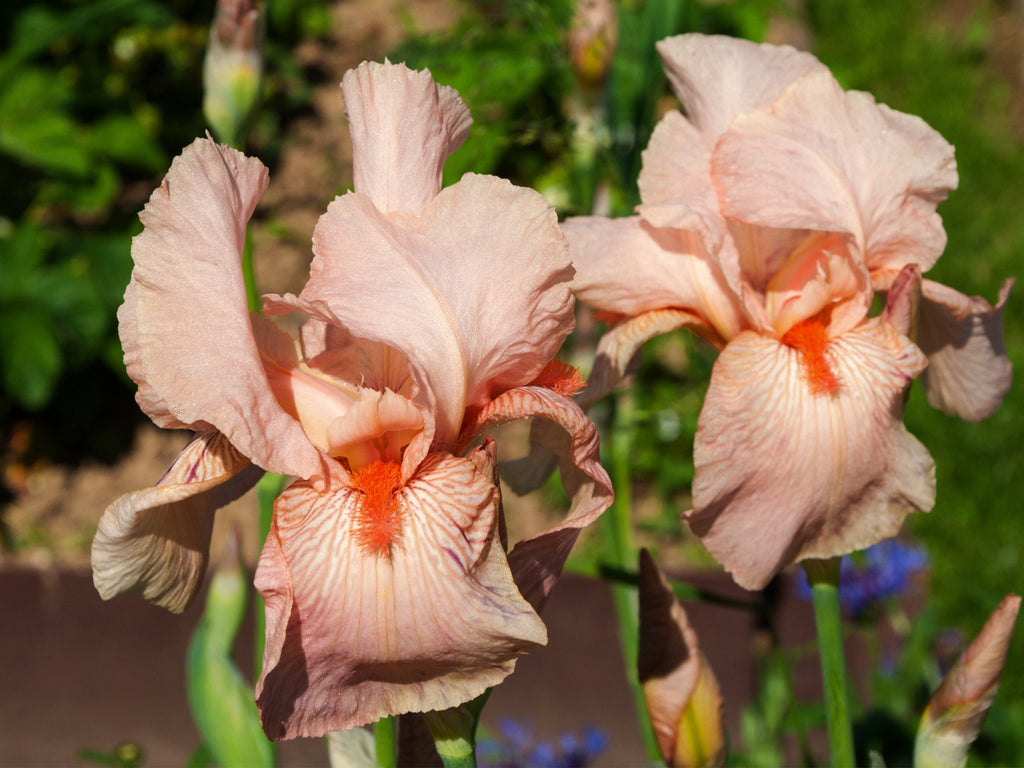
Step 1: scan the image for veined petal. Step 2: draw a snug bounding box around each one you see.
[120,137,322,479]
[688,320,934,590]
[307,175,573,446]
[500,308,712,503]
[342,60,471,215]
[464,386,613,610]
[713,72,956,274]
[656,34,826,141]
[918,278,1013,422]
[92,431,262,613]
[255,442,546,739]
[584,308,720,408]
[561,215,745,343]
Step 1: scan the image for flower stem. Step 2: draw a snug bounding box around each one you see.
[373,717,397,768]
[254,472,286,681]
[242,228,259,313]
[804,558,855,767]
[603,392,661,761]
[422,692,489,768]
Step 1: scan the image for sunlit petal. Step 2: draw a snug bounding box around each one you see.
[638,111,724,251]
[764,231,869,337]
[465,386,612,609]
[256,442,546,738]
[585,308,720,407]
[342,60,471,214]
[713,72,956,274]
[656,33,826,141]
[92,431,262,613]
[688,319,934,590]
[120,138,322,479]
[561,215,745,342]
[306,175,573,445]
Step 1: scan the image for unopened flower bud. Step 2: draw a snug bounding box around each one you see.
[203,0,263,147]
[915,594,1020,768]
[568,0,618,91]
[638,549,726,768]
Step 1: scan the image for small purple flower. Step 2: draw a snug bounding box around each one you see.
[478,719,609,768]
[795,538,928,616]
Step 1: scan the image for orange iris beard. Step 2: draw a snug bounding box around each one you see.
[782,318,841,396]
[350,460,405,557]
[530,358,587,397]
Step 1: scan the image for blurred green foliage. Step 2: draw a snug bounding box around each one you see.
[0,0,331,435]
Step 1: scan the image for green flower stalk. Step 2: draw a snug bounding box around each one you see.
[422,693,490,768]
[915,594,1021,768]
[203,0,263,149]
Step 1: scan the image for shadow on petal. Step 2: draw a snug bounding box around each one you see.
[92,431,262,613]
[255,444,546,739]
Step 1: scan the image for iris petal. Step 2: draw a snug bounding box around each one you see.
[256,442,546,738]
[688,319,934,590]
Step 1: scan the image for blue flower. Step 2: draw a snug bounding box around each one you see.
[477,719,609,768]
[795,539,928,616]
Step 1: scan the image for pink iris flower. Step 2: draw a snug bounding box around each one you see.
[563,34,1012,591]
[92,61,611,738]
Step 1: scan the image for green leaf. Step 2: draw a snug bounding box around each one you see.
[0,69,91,175]
[88,115,167,173]
[186,552,273,768]
[38,163,120,216]
[0,307,63,410]
[0,224,47,297]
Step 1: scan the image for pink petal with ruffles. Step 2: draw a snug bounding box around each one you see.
[255,442,546,738]
[463,385,612,610]
[120,137,322,479]
[763,231,870,338]
[582,308,719,408]
[92,431,262,613]
[688,319,934,590]
[561,215,746,343]
[306,175,573,446]
[713,71,956,275]
[263,295,436,477]
[638,111,724,245]
[342,60,471,214]
[501,308,710,505]
[656,34,826,142]
[918,278,1014,421]
[326,389,424,468]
